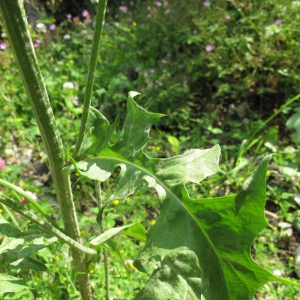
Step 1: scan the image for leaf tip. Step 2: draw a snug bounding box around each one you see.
[128,91,141,98]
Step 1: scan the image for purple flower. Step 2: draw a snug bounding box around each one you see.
[120,6,128,13]
[82,9,89,17]
[66,14,72,19]
[203,1,210,7]
[49,24,56,31]
[0,158,5,171]
[275,19,282,25]
[225,15,231,20]
[0,42,7,50]
[155,1,162,6]
[205,44,215,52]
[150,69,155,73]
[165,8,171,14]
[161,59,167,64]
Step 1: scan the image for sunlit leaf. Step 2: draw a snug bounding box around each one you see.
[75,92,300,299]
[0,274,30,294]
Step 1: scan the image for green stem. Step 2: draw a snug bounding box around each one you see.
[236,93,300,163]
[73,0,108,160]
[0,1,92,298]
[95,181,110,300]
[0,178,59,229]
[0,196,97,256]
[0,203,19,227]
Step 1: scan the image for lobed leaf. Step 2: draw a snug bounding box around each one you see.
[74,92,300,299]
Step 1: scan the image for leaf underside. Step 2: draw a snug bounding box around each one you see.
[75,92,299,300]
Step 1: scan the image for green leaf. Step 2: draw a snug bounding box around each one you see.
[167,135,180,153]
[286,106,300,143]
[134,250,201,300]
[79,106,119,158]
[73,93,299,298]
[0,214,21,238]
[121,223,147,242]
[0,223,57,271]
[0,274,30,294]
[90,223,139,246]
[136,155,300,299]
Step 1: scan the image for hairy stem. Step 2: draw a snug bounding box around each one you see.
[0,1,92,298]
[0,196,97,255]
[73,0,108,159]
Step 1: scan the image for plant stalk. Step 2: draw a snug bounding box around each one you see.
[73,0,108,160]
[0,1,92,298]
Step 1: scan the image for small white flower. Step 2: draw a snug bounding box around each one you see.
[36,23,46,33]
[25,190,38,200]
[272,269,282,276]
[63,82,75,89]
[63,34,71,40]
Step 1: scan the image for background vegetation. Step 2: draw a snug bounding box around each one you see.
[0,0,300,299]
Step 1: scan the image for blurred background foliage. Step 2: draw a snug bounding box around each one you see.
[1,0,300,299]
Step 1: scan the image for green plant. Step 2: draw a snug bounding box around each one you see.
[0,1,299,300]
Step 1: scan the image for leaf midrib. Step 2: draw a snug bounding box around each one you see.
[81,154,230,297]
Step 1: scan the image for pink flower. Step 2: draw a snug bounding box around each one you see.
[73,16,79,22]
[205,44,215,52]
[155,1,162,6]
[36,38,41,44]
[225,15,231,20]
[203,1,210,7]
[0,42,7,50]
[165,8,171,14]
[0,158,5,171]
[161,59,167,64]
[120,6,128,13]
[275,19,282,25]
[72,96,79,106]
[82,9,89,17]
[66,14,72,19]
[82,29,88,34]
[49,24,56,31]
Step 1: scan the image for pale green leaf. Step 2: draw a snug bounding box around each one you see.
[0,274,30,294]
[90,223,138,246]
